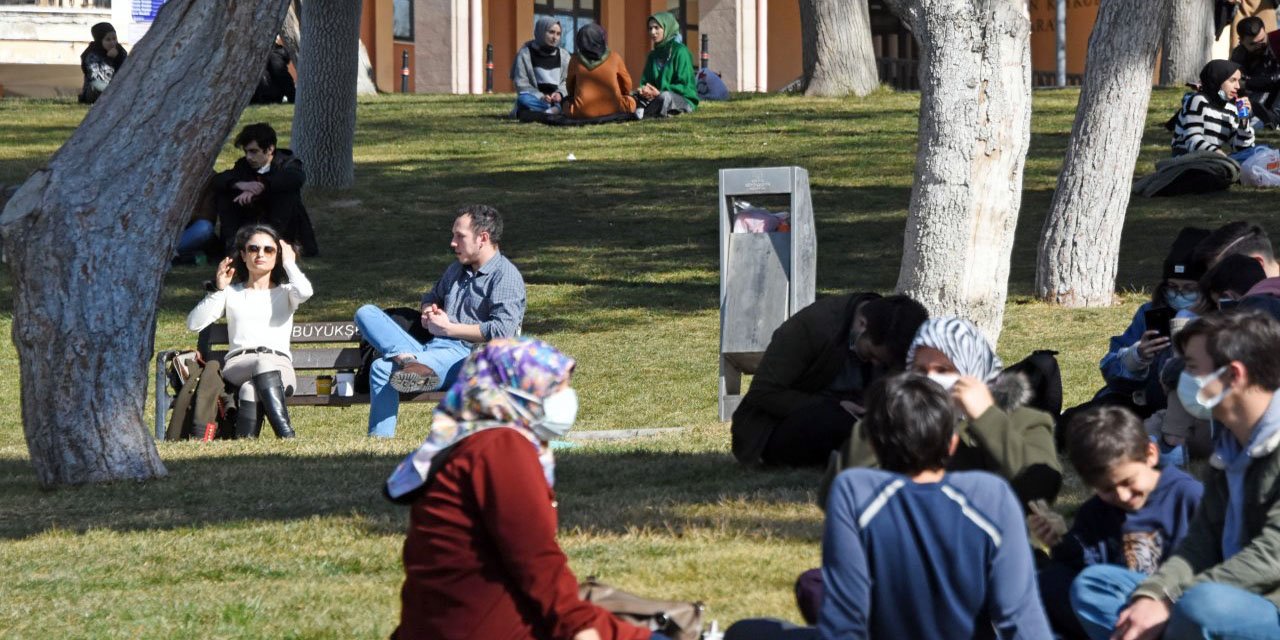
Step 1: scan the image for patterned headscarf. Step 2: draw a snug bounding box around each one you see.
[907,317,1003,382]
[385,337,576,500]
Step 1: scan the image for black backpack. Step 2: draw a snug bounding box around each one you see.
[1005,349,1063,421]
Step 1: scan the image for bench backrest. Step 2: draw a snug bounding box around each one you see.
[198,321,366,371]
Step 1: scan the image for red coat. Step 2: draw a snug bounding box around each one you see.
[395,427,651,640]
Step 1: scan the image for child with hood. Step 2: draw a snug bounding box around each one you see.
[79,22,127,104]
[510,17,570,115]
[635,12,698,118]
[565,23,636,120]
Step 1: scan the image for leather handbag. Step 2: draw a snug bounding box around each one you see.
[578,577,705,640]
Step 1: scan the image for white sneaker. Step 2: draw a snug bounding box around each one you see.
[546,105,562,115]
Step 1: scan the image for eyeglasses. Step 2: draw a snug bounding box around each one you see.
[242,244,277,255]
[1166,282,1199,295]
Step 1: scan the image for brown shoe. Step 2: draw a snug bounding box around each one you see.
[390,361,440,393]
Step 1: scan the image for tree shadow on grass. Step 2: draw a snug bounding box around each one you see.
[0,449,822,542]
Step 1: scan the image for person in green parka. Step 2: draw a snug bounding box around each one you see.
[636,12,699,118]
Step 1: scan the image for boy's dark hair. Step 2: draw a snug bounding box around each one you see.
[1175,308,1280,391]
[862,373,956,475]
[234,123,278,151]
[1193,221,1274,268]
[862,295,930,368]
[457,204,503,243]
[1239,16,1266,39]
[1065,406,1149,487]
[1201,253,1266,301]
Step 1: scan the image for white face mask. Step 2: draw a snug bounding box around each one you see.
[926,372,961,391]
[531,387,579,441]
[1176,367,1230,420]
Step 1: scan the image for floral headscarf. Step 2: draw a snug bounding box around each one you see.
[385,338,576,500]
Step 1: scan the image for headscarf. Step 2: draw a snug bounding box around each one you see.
[385,338,576,500]
[532,16,560,54]
[907,317,1003,383]
[648,12,681,49]
[82,22,126,71]
[575,23,609,67]
[1199,59,1242,107]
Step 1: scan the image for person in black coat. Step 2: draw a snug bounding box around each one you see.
[79,22,127,104]
[251,37,296,104]
[212,123,318,256]
[1230,17,1280,127]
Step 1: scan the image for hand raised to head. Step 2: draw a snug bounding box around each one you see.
[214,257,235,291]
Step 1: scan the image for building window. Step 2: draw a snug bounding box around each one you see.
[666,0,699,48]
[533,0,598,54]
[393,0,413,41]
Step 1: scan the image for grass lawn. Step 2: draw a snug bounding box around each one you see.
[0,88,1266,638]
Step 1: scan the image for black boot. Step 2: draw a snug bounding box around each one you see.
[254,370,295,439]
[235,399,261,439]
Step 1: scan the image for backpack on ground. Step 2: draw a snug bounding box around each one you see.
[1005,349,1063,421]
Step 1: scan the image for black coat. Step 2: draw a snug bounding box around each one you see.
[212,149,318,255]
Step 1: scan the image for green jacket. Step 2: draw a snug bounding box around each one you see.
[731,293,879,465]
[819,372,1063,509]
[1133,427,1280,608]
[641,13,699,109]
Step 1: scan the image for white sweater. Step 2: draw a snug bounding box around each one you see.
[186,262,313,358]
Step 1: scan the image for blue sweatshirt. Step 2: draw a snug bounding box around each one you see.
[1096,302,1172,409]
[1216,391,1280,559]
[821,469,1052,639]
[1050,465,1202,574]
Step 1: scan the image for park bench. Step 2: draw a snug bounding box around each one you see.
[153,321,444,438]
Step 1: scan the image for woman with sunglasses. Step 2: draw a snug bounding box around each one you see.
[187,224,313,438]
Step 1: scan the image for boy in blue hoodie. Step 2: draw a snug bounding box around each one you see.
[1030,406,1202,639]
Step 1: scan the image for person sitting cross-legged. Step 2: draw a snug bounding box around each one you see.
[1071,308,1280,640]
[354,204,526,438]
[724,373,1053,640]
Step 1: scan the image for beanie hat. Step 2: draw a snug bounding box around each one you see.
[1164,226,1211,281]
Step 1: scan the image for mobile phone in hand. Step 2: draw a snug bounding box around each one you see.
[1144,307,1177,338]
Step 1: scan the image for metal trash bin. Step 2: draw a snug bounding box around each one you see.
[718,166,816,420]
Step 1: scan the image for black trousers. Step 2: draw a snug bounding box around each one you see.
[759,399,856,468]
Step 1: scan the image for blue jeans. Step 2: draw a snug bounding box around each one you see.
[354,304,472,438]
[515,92,551,113]
[1072,564,1280,640]
[177,219,215,257]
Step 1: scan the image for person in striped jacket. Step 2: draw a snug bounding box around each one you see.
[1172,60,1255,157]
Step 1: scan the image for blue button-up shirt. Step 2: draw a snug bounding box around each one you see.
[421,251,526,343]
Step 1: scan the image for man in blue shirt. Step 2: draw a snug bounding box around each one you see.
[355,205,526,437]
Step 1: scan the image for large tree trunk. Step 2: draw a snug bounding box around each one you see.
[884,0,1032,344]
[1037,0,1173,307]
[0,0,290,487]
[292,0,362,189]
[281,0,302,65]
[1160,0,1213,86]
[799,0,880,97]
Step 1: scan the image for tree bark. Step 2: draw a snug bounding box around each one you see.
[884,0,1032,344]
[1160,0,1213,86]
[1037,0,1173,307]
[799,0,880,97]
[0,0,290,487]
[292,0,362,189]
[281,0,302,65]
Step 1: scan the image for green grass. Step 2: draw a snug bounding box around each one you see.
[0,88,1265,637]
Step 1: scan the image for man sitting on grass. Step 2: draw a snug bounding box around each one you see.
[725,373,1052,639]
[354,205,526,438]
[1072,309,1280,639]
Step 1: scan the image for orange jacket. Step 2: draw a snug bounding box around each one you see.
[566,52,637,120]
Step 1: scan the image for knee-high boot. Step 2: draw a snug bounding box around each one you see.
[254,370,296,439]
[235,399,261,439]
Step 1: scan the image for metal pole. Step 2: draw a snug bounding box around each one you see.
[1056,0,1067,87]
[401,50,410,93]
[486,43,494,93]
[701,33,709,70]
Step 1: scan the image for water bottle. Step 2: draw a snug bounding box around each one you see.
[1237,98,1252,121]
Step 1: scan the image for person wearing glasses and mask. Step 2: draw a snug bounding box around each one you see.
[187,224,313,439]
[211,122,318,257]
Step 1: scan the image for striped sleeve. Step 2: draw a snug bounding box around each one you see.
[1173,95,1220,154]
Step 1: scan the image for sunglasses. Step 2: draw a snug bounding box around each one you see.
[242,244,277,255]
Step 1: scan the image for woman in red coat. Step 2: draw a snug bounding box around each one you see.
[386,338,669,640]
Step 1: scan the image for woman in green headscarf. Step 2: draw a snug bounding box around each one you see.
[636,12,698,118]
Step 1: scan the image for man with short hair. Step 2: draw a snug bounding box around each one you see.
[1231,17,1280,127]
[212,122,317,255]
[355,205,526,438]
[1081,309,1280,639]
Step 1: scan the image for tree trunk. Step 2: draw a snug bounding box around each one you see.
[1037,0,1173,307]
[883,0,1032,344]
[292,0,362,189]
[0,0,290,487]
[357,39,379,95]
[799,0,880,97]
[1160,0,1213,86]
[281,0,302,65]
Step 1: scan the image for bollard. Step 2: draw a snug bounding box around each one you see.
[701,34,709,70]
[401,50,410,93]
[486,43,494,93]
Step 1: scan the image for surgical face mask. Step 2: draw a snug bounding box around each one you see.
[531,387,579,441]
[1166,290,1199,311]
[1177,367,1230,420]
[926,372,961,391]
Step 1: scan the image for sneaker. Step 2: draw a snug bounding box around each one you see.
[546,104,561,115]
[390,362,440,393]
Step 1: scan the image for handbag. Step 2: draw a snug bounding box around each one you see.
[578,577,705,640]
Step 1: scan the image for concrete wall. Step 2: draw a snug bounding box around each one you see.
[0,7,110,65]
[766,0,799,91]
[415,0,458,92]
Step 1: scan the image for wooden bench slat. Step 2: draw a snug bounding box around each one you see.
[206,348,366,370]
[200,321,363,345]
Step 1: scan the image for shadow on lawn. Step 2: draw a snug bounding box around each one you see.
[0,449,822,542]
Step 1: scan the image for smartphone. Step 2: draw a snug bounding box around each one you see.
[1144,307,1177,338]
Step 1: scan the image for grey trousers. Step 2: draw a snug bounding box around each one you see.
[640,91,693,118]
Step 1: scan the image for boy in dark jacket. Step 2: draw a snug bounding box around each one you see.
[1031,406,1202,639]
[212,123,318,256]
[1230,17,1280,127]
